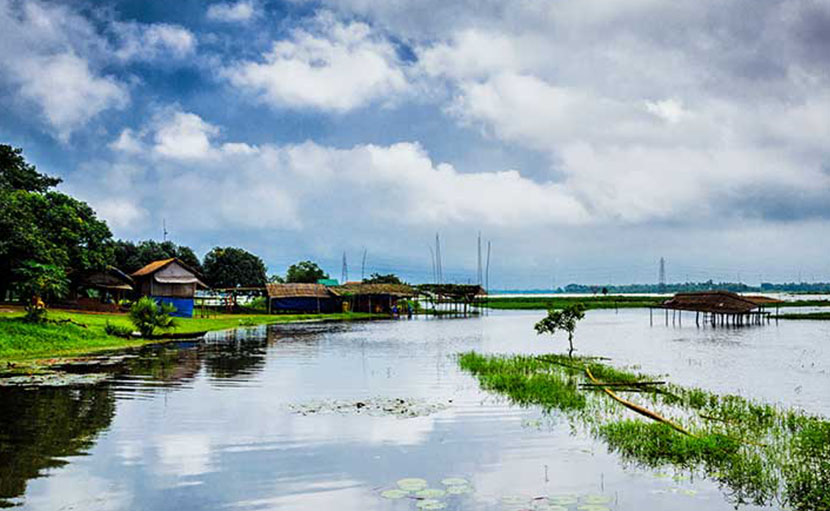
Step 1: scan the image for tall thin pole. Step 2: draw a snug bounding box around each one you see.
[428,246,436,283]
[485,241,491,292]
[435,233,443,285]
[477,232,482,286]
[341,251,348,284]
[361,248,367,282]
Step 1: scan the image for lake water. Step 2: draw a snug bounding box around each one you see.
[2,309,829,510]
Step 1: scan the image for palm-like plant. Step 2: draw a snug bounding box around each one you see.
[534,303,586,357]
[129,297,177,338]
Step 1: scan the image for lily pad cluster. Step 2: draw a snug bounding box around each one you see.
[289,397,450,418]
[379,477,474,509]
[501,494,613,511]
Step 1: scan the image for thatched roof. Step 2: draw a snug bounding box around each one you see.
[660,291,760,314]
[744,295,785,305]
[266,283,334,299]
[332,283,416,297]
[83,266,134,291]
[131,258,207,288]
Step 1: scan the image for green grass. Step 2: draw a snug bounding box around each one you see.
[483,295,663,310]
[772,312,830,320]
[0,310,379,362]
[457,351,830,510]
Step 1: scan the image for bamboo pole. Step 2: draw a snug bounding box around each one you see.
[585,367,693,436]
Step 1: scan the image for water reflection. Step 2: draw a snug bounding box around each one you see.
[0,310,826,510]
[0,387,115,507]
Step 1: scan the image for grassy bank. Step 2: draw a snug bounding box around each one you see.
[458,352,830,511]
[772,312,830,320]
[483,295,663,310]
[0,310,378,362]
[483,295,830,311]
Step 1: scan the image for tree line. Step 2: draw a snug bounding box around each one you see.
[0,144,366,303]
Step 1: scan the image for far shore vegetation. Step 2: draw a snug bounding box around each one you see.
[458,351,830,511]
[484,295,830,311]
[0,309,378,363]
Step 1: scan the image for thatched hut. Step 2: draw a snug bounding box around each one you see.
[332,283,417,314]
[132,258,207,318]
[657,290,773,326]
[265,283,340,313]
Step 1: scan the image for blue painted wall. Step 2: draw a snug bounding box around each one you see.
[152,296,194,318]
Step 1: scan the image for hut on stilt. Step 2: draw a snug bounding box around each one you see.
[652,290,778,327]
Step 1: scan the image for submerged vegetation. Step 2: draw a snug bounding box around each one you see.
[458,352,830,511]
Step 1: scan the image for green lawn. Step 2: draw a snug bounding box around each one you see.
[0,309,379,362]
[772,312,830,320]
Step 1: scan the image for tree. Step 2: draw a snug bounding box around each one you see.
[0,145,112,301]
[14,261,69,322]
[112,239,202,274]
[0,144,61,193]
[129,297,177,338]
[203,247,267,288]
[363,273,405,284]
[285,260,329,283]
[268,274,285,283]
[534,303,586,357]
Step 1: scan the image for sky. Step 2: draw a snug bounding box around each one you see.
[1,0,830,288]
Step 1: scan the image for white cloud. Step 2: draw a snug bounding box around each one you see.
[225,13,408,112]
[152,111,220,160]
[0,1,128,141]
[114,22,197,61]
[206,1,257,23]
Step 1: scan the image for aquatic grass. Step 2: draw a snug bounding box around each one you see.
[457,351,830,510]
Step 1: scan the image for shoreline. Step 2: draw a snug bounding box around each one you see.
[0,309,382,365]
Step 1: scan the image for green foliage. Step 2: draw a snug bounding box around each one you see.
[0,145,112,301]
[268,274,285,283]
[14,261,69,322]
[458,351,830,510]
[203,246,267,288]
[363,273,406,285]
[534,303,586,355]
[112,239,202,275]
[129,297,177,338]
[485,295,662,310]
[285,260,329,283]
[0,144,61,193]
[458,352,587,411]
[104,320,133,338]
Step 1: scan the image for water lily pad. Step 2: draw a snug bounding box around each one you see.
[446,485,473,495]
[441,477,469,486]
[415,488,446,498]
[416,499,446,510]
[397,478,429,491]
[576,505,609,511]
[548,495,578,505]
[582,495,611,504]
[380,489,409,499]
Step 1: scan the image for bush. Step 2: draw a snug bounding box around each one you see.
[104,320,134,338]
[129,297,177,338]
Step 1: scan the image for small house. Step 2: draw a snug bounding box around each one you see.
[132,258,207,318]
[73,266,135,312]
[333,283,416,314]
[265,283,341,313]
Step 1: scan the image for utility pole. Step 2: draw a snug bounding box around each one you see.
[485,240,491,292]
[477,232,483,286]
[163,218,168,242]
[659,257,666,292]
[361,248,367,282]
[341,251,348,284]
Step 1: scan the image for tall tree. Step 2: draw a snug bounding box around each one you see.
[285,261,329,283]
[534,303,587,358]
[203,247,267,288]
[363,273,405,284]
[0,145,112,300]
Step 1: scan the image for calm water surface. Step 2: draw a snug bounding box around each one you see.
[2,309,829,510]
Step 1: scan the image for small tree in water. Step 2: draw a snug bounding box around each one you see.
[130,297,177,338]
[534,303,586,357]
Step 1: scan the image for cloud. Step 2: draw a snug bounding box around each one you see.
[206,1,257,23]
[152,110,221,160]
[224,12,408,112]
[113,22,197,61]
[0,0,128,140]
